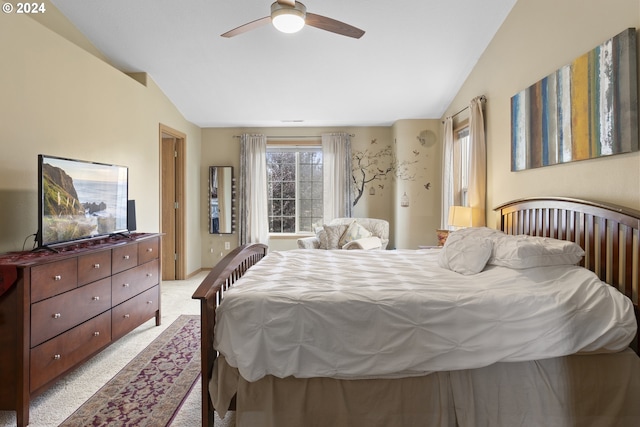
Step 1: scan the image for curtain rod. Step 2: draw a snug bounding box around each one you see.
[233,134,355,139]
[442,95,486,123]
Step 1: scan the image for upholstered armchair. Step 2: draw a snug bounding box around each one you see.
[297,218,390,250]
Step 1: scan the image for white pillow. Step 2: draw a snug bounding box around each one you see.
[338,221,373,247]
[322,224,349,249]
[438,232,493,275]
[342,236,382,250]
[315,227,328,249]
[488,234,584,269]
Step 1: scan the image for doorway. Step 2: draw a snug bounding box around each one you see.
[159,124,186,280]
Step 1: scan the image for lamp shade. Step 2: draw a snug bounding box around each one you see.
[448,206,483,228]
[271,2,306,33]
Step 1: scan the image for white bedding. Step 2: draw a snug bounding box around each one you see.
[214,249,637,382]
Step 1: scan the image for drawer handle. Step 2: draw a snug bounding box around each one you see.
[146,273,153,278]
[147,300,153,304]
[52,313,61,319]
[123,255,130,260]
[53,354,61,360]
[146,248,153,252]
[92,296,100,301]
[123,314,130,319]
[93,331,100,337]
[122,283,130,288]
[53,275,62,281]
[93,263,100,269]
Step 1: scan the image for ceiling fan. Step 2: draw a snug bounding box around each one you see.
[221,0,365,39]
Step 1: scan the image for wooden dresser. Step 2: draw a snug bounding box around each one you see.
[0,233,161,427]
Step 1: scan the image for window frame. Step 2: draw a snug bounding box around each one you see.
[454,120,471,207]
[266,141,323,235]
[454,125,471,206]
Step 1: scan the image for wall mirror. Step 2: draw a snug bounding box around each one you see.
[209,166,235,234]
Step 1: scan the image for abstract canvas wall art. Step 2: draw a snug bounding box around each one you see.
[511,28,638,171]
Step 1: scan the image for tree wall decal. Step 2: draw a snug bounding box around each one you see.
[351,141,418,206]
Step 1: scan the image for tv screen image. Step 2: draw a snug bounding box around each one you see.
[38,155,128,247]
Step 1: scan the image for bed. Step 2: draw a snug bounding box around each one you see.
[192,197,640,427]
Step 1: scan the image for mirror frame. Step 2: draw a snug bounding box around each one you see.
[209,166,235,234]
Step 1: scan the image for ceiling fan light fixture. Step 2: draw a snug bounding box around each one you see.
[271,1,306,34]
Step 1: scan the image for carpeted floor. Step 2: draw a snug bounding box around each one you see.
[0,271,235,427]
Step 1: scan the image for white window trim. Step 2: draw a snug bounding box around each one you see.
[266,143,323,234]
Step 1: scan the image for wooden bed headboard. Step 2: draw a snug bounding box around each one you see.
[495,197,640,353]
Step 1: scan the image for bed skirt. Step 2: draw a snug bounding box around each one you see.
[211,349,640,427]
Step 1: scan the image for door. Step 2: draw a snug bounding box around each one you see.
[159,124,186,280]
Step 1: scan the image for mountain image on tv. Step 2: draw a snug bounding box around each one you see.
[40,157,127,245]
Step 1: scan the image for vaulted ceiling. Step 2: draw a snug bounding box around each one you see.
[51,0,517,127]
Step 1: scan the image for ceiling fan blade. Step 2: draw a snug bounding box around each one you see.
[305,13,365,39]
[221,16,271,38]
[276,0,296,6]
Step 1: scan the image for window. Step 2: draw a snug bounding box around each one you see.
[266,145,323,233]
[454,127,470,207]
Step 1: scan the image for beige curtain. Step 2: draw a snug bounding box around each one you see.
[239,134,270,245]
[441,117,454,229]
[468,96,486,226]
[322,133,353,221]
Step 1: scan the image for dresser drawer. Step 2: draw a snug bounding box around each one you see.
[112,243,138,274]
[111,259,159,306]
[112,285,159,340]
[30,310,111,392]
[78,250,111,286]
[30,258,78,303]
[138,237,159,264]
[31,277,112,347]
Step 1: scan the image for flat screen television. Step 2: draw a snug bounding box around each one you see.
[37,154,129,248]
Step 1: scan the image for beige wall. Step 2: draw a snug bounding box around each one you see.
[0,14,203,275]
[444,0,640,227]
[392,120,442,249]
[5,0,638,271]
[200,128,240,266]
[349,127,395,223]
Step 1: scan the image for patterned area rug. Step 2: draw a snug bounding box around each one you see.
[60,315,201,427]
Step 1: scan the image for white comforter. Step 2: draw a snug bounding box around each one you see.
[214,249,636,382]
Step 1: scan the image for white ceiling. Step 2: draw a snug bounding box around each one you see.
[50,0,517,128]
